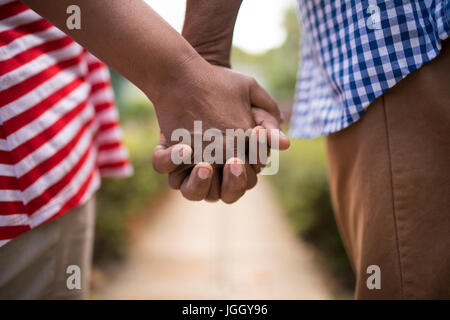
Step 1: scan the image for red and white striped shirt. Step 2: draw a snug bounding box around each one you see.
[0,0,132,246]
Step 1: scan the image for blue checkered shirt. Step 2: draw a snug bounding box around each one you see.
[290,0,450,138]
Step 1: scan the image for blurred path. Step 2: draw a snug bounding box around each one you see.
[93,179,332,299]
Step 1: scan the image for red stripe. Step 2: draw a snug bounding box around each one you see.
[2,77,84,135]
[0,54,83,108]
[87,61,104,73]
[98,121,119,132]
[0,124,7,139]
[27,142,93,214]
[0,175,19,189]
[1,100,89,165]
[0,36,74,76]
[0,150,14,164]
[98,160,129,170]
[45,168,96,224]
[0,225,31,240]
[0,19,53,47]
[0,1,28,21]
[97,141,121,151]
[90,81,110,94]
[94,101,114,113]
[0,201,26,215]
[17,117,93,190]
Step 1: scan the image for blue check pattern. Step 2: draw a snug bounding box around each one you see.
[290,0,450,138]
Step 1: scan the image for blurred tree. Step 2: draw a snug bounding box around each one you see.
[232,7,300,103]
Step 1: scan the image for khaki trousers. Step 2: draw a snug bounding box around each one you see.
[326,41,450,299]
[0,197,96,299]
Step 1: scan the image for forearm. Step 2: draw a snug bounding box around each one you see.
[182,0,242,68]
[22,0,200,103]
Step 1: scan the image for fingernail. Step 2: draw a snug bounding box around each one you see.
[198,167,211,180]
[178,145,191,159]
[227,158,243,177]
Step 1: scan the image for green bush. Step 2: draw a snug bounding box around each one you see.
[269,138,354,291]
[93,98,168,263]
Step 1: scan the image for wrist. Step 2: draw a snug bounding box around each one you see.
[182,0,242,68]
[143,43,204,105]
[150,49,210,108]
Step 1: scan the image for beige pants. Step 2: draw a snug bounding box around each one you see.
[326,41,450,299]
[0,197,96,299]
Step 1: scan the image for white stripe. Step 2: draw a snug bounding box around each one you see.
[0,214,30,226]
[0,239,10,247]
[0,42,82,90]
[6,83,89,148]
[14,104,94,178]
[95,127,123,145]
[0,9,41,33]
[83,51,101,64]
[97,147,128,164]
[100,165,133,178]
[0,189,22,201]
[89,87,114,106]
[29,147,98,227]
[0,163,15,176]
[0,63,87,121]
[0,138,9,151]
[0,27,66,61]
[0,0,16,6]
[23,121,93,203]
[86,65,110,83]
[95,107,119,124]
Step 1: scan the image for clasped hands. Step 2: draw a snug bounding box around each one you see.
[151,54,290,204]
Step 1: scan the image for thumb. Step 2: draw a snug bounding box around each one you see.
[249,78,283,123]
[252,108,290,150]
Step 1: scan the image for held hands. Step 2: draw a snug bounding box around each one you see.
[151,55,290,203]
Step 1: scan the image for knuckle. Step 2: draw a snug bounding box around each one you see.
[222,191,245,204]
[168,174,182,190]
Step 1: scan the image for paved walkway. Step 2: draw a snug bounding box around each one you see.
[93,179,332,299]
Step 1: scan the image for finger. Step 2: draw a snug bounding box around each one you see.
[152,144,192,174]
[221,158,248,204]
[252,108,290,150]
[245,164,258,190]
[205,165,221,202]
[180,163,213,201]
[168,165,192,190]
[247,126,269,173]
[249,79,282,123]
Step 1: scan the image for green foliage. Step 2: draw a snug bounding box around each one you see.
[269,139,354,290]
[231,7,300,101]
[93,77,167,262]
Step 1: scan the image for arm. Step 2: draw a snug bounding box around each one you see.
[22,0,197,103]
[23,0,282,203]
[22,0,280,142]
[182,0,243,68]
[152,0,290,203]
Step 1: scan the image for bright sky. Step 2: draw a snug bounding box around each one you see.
[144,0,296,54]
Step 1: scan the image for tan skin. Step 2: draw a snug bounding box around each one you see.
[22,0,289,203]
[153,0,290,203]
